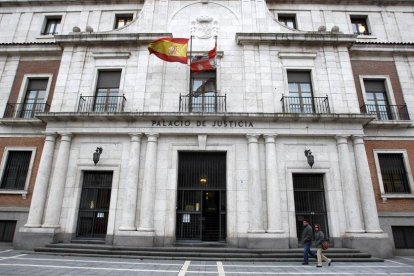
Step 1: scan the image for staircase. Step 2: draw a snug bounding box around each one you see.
[34,243,383,262]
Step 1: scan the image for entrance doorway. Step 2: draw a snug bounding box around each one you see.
[76,171,113,238]
[293,173,329,240]
[176,152,226,242]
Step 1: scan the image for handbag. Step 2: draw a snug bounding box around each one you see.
[321,240,330,250]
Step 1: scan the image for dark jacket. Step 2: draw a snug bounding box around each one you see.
[315,230,325,248]
[301,224,313,244]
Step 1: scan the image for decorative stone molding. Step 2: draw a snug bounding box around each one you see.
[191,16,219,39]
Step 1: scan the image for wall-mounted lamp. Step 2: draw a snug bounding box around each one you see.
[93,147,103,165]
[199,175,207,186]
[304,149,314,168]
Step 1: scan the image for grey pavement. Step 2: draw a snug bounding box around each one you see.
[0,249,413,275]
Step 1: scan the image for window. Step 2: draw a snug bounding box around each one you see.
[378,153,411,193]
[115,14,133,29]
[0,151,32,190]
[20,78,48,119]
[278,14,297,29]
[364,80,390,120]
[287,71,313,113]
[0,221,16,242]
[351,16,370,35]
[42,17,61,35]
[392,226,414,249]
[95,70,121,112]
[190,70,217,112]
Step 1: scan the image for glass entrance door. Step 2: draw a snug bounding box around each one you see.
[76,171,113,239]
[293,173,329,240]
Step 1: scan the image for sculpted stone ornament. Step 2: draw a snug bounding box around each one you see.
[191,16,218,39]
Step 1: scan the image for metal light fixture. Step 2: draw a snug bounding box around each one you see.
[199,175,207,186]
[304,149,314,168]
[93,147,103,165]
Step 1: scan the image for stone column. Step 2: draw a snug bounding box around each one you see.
[25,133,57,228]
[352,135,383,233]
[137,133,159,231]
[119,134,142,231]
[42,133,72,228]
[336,136,364,233]
[247,134,265,233]
[264,135,283,233]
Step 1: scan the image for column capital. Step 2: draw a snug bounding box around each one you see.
[59,133,73,142]
[263,134,277,143]
[335,135,349,144]
[352,135,365,144]
[44,132,57,142]
[145,133,159,142]
[128,133,142,142]
[246,134,260,143]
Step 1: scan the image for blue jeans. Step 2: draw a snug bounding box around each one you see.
[303,242,317,263]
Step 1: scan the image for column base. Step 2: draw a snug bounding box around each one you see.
[247,232,289,249]
[341,232,392,259]
[15,227,61,250]
[114,230,154,247]
[266,229,284,234]
[345,229,365,233]
[119,226,137,231]
[24,224,42,228]
[137,227,155,232]
[42,224,61,228]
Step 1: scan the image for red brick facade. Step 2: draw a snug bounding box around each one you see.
[0,137,45,207]
[365,140,414,212]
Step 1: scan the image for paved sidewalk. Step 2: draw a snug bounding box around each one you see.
[0,249,413,275]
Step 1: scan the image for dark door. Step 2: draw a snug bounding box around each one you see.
[76,171,113,238]
[176,152,226,242]
[294,174,329,240]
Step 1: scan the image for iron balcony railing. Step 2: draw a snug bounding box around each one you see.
[179,93,226,113]
[360,104,410,121]
[77,95,126,113]
[281,95,330,114]
[3,102,50,119]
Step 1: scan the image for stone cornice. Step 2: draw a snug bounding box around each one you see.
[235,32,356,47]
[0,0,142,7]
[351,43,414,54]
[54,33,172,46]
[0,43,61,55]
[266,0,414,6]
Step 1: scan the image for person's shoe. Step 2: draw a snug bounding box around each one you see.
[328,260,332,266]
[316,265,322,267]
[302,262,309,265]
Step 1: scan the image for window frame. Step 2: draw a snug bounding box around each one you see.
[277,13,297,29]
[0,147,37,198]
[373,149,414,201]
[359,75,396,106]
[114,13,134,29]
[350,15,372,36]
[190,70,217,113]
[41,15,63,36]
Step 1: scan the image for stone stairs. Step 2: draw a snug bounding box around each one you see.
[34,243,384,262]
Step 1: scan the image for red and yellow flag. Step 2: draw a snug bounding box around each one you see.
[190,40,217,72]
[148,37,189,64]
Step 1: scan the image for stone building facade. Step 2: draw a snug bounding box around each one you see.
[0,0,413,258]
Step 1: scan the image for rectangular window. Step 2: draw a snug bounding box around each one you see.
[278,14,297,29]
[287,71,313,113]
[115,14,133,29]
[392,226,414,249]
[42,17,61,35]
[95,70,122,112]
[351,16,370,35]
[21,78,48,119]
[190,70,217,112]
[378,153,411,193]
[0,221,16,242]
[0,151,32,190]
[364,79,391,120]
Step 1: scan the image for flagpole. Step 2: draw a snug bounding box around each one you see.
[189,35,193,96]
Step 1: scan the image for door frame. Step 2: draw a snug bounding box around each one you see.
[67,164,120,243]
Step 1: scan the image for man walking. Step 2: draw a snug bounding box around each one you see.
[301,219,317,265]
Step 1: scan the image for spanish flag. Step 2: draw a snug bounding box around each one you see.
[148,37,189,64]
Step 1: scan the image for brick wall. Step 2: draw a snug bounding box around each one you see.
[7,60,61,105]
[351,60,405,108]
[365,140,414,212]
[0,137,44,207]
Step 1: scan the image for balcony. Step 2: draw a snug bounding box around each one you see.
[360,104,410,121]
[179,94,226,113]
[77,95,126,113]
[281,96,330,114]
[3,102,50,119]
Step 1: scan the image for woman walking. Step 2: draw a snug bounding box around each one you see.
[314,224,332,267]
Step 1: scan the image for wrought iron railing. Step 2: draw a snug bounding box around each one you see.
[179,93,226,113]
[360,104,410,121]
[354,31,371,35]
[281,95,330,114]
[3,102,50,119]
[77,95,126,113]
